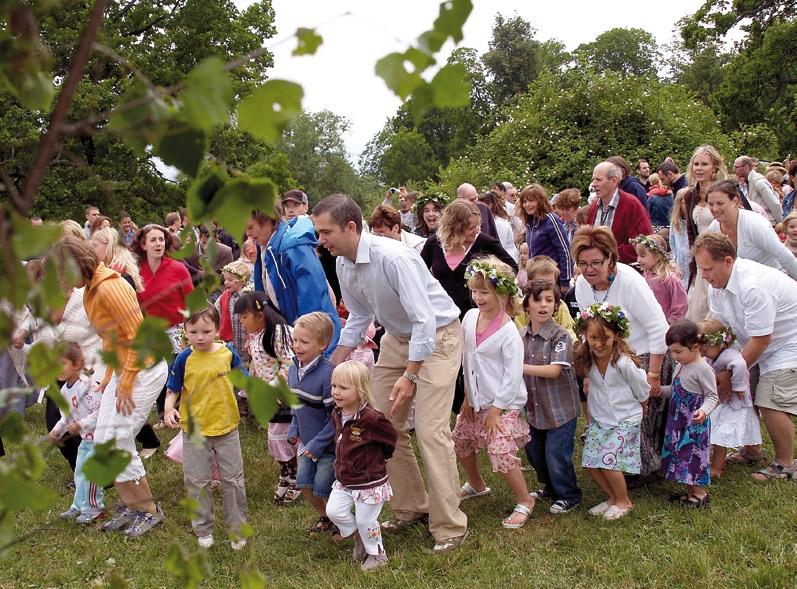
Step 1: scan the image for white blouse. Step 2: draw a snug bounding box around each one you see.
[587,354,650,427]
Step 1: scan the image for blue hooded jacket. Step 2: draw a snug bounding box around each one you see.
[254,216,341,355]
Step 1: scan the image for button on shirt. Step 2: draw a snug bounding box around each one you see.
[708,258,797,374]
[521,320,580,429]
[594,190,620,229]
[337,232,460,362]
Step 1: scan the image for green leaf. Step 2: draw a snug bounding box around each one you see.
[154,123,207,178]
[28,256,67,319]
[27,341,64,390]
[81,439,131,487]
[170,226,198,261]
[0,61,54,111]
[207,176,277,240]
[0,472,57,510]
[429,62,471,108]
[185,286,210,315]
[431,0,473,44]
[0,413,25,444]
[240,567,266,589]
[375,52,424,100]
[108,82,171,155]
[45,387,70,414]
[236,80,303,144]
[10,211,61,259]
[186,165,228,222]
[293,28,323,56]
[180,57,233,131]
[131,316,172,365]
[228,370,296,427]
[14,442,46,481]
[164,544,209,589]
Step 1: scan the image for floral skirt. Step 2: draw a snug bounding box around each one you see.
[660,377,710,486]
[267,422,297,463]
[332,480,393,505]
[581,420,641,474]
[453,408,530,473]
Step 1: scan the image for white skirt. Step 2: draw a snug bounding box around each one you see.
[710,404,762,448]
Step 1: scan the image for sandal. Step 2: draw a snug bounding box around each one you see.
[432,529,469,554]
[603,504,634,520]
[679,494,710,508]
[380,513,428,532]
[308,516,336,536]
[502,501,534,529]
[752,461,796,481]
[460,482,491,500]
[282,486,302,504]
[726,449,765,465]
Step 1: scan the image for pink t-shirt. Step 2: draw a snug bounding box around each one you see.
[445,251,467,271]
[475,312,506,347]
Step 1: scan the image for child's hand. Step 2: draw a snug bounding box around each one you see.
[484,407,502,440]
[288,437,298,445]
[66,422,81,435]
[460,399,474,421]
[303,449,316,460]
[48,429,60,443]
[691,409,707,425]
[164,408,180,429]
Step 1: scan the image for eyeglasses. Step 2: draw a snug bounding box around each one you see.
[577,258,607,270]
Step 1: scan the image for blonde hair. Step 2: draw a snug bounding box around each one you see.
[686,144,729,187]
[671,187,689,231]
[466,255,523,318]
[60,219,85,240]
[438,199,480,251]
[90,227,143,291]
[332,361,374,406]
[782,211,797,232]
[526,255,560,282]
[294,312,334,347]
[697,318,731,349]
[647,173,661,188]
[635,234,679,280]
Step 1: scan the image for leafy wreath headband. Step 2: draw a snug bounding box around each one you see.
[574,302,631,339]
[698,325,736,347]
[464,260,521,298]
[630,234,669,259]
[413,192,451,214]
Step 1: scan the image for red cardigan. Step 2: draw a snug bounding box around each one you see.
[138,256,194,327]
[587,190,653,264]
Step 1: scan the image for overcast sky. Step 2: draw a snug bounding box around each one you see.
[235,0,705,160]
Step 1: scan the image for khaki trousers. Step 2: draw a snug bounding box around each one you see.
[372,320,467,541]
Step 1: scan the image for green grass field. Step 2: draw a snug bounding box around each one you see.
[2,405,796,589]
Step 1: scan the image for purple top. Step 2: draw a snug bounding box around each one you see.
[644,271,688,324]
[705,348,753,410]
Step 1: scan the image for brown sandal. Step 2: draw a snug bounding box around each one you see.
[726,449,765,465]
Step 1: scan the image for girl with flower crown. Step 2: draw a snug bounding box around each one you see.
[697,319,762,478]
[573,303,650,520]
[452,256,535,529]
[632,234,688,324]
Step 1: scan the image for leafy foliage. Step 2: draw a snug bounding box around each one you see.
[576,28,661,78]
[679,0,796,49]
[81,439,132,487]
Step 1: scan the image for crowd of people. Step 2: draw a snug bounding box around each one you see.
[2,148,796,572]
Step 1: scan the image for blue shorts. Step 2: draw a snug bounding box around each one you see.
[295,453,335,498]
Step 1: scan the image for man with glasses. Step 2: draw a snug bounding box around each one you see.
[585,162,652,264]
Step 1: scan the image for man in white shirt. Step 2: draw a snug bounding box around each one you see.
[733,156,783,226]
[695,232,797,481]
[314,193,468,553]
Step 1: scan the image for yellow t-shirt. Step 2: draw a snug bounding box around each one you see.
[515,304,577,341]
[167,343,242,437]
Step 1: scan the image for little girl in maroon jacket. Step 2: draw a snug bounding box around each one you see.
[325,361,397,572]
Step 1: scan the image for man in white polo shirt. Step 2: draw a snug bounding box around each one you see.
[694,232,797,481]
[313,193,468,553]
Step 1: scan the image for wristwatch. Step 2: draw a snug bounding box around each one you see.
[402,370,419,385]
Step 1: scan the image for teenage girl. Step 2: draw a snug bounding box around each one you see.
[235,292,298,503]
[574,303,649,520]
[633,234,687,324]
[660,320,719,508]
[453,257,534,529]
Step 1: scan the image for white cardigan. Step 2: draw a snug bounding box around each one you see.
[495,217,520,263]
[461,309,527,412]
[708,210,797,280]
[575,263,668,356]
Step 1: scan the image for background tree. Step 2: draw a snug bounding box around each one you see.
[481,13,544,105]
[576,27,661,78]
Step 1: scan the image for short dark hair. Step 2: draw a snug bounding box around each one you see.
[164,212,181,227]
[657,161,680,176]
[635,158,649,171]
[368,204,401,230]
[666,319,700,348]
[312,193,363,233]
[523,278,561,313]
[186,305,220,327]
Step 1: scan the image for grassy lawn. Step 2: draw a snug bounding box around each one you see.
[2,404,796,589]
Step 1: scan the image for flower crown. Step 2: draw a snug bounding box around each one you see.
[464,260,520,298]
[698,326,736,347]
[413,192,451,214]
[630,234,669,259]
[574,303,631,339]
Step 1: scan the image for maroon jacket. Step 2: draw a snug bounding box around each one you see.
[586,190,653,264]
[332,403,397,490]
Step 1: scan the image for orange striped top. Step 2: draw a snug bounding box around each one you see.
[83,263,143,394]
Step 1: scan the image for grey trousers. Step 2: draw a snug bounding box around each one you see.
[182,429,248,537]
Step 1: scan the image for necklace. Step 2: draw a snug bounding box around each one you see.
[591,281,612,304]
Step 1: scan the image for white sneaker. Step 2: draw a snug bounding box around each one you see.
[197,535,214,549]
[231,539,247,551]
[588,501,610,516]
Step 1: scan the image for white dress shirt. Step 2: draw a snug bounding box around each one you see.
[708,209,797,279]
[708,257,797,374]
[337,232,460,362]
[575,263,669,355]
[587,354,650,427]
[494,216,519,263]
[400,229,426,253]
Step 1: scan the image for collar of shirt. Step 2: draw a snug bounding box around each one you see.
[340,231,373,269]
[522,318,559,341]
[296,354,321,380]
[724,260,743,296]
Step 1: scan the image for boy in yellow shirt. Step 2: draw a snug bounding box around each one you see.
[515,256,576,339]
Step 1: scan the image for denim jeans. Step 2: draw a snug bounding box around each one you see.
[525,417,581,503]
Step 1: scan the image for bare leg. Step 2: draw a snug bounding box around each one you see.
[500,467,535,526]
[602,470,632,509]
[457,452,488,494]
[586,468,614,503]
[302,490,327,517]
[759,408,795,467]
[711,446,726,478]
[116,477,156,514]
